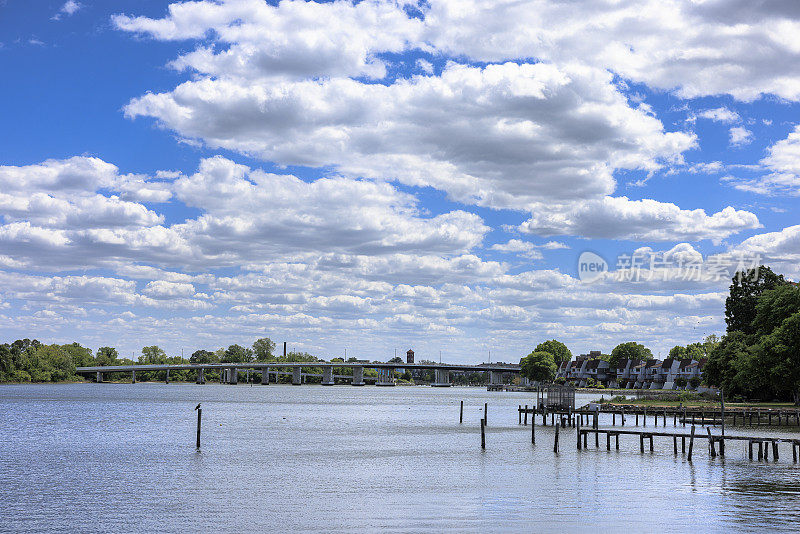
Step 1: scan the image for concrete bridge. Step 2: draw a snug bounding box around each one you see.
[76,361,522,387]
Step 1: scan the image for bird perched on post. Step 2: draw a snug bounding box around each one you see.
[195,403,201,410]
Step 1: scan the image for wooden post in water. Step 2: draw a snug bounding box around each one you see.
[639,434,644,453]
[643,408,647,427]
[707,427,716,459]
[554,423,560,453]
[687,425,695,461]
[576,418,581,450]
[663,409,667,426]
[518,405,522,425]
[748,440,753,461]
[772,441,779,461]
[531,412,536,445]
[460,401,464,424]
[621,408,625,426]
[195,403,202,449]
[720,388,725,456]
[673,435,677,455]
[484,403,488,425]
[524,405,528,426]
[480,418,486,449]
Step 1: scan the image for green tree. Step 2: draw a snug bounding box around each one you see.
[750,284,800,339]
[533,340,572,365]
[95,346,119,366]
[190,349,216,364]
[252,337,276,361]
[140,346,167,364]
[749,310,800,404]
[223,344,252,363]
[725,265,786,335]
[609,342,652,368]
[703,331,751,394]
[520,351,557,382]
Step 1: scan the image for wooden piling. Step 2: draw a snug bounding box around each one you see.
[682,436,685,454]
[554,423,560,453]
[607,432,611,451]
[621,408,625,426]
[481,418,486,449]
[577,419,581,450]
[643,408,647,427]
[195,404,202,449]
[772,441,779,461]
[639,434,644,453]
[758,441,763,461]
[636,413,639,425]
[484,403,487,425]
[687,425,695,461]
[531,412,536,445]
[518,405,521,425]
[524,405,528,426]
[673,435,677,455]
[707,427,716,459]
[794,441,798,463]
[460,400,464,424]
[748,440,753,461]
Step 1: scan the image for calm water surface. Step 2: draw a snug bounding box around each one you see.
[1,383,799,533]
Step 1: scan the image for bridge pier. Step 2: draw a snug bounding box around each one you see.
[292,367,302,385]
[352,366,364,386]
[432,368,451,387]
[196,368,205,384]
[261,368,269,385]
[96,371,103,383]
[165,369,169,384]
[490,370,502,386]
[229,368,238,385]
[376,368,395,386]
[131,370,135,384]
[322,367,334,385]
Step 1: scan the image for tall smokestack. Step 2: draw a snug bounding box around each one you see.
[283,341,287,357]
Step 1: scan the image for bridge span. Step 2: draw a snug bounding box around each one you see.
[76,362,522,387]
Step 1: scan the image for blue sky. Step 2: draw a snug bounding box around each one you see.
[1,0,798,362]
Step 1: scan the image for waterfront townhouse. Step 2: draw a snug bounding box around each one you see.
[611,358,639,388]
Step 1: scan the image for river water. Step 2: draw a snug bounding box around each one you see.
[1,383,799,533]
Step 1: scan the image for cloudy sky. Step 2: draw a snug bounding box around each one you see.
[1,0,798,362]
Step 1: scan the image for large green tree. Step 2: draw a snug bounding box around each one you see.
[252,337,276,361]
[140,346,167,364]
[609,342,652,368]
[533,340,572,365]
[750,311,800,404]
[520,351,557,382]
[190,349,216,364]
[725,265,786,335]
[95,346,119,366]
[223,344,252,363]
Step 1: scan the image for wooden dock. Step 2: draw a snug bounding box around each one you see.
[576,426,800,462]
[518,404,800,428]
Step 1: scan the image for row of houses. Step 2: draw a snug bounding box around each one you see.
[555,351,706,390]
